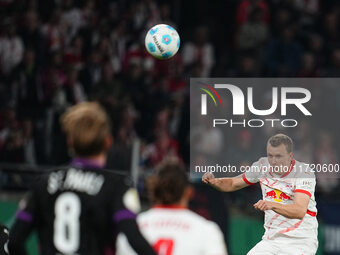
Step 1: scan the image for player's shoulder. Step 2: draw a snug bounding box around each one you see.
[50,166,130,183]
[204,220,224,236]
[27,166,69,189]
[101,168,131,181]
[99,169,133,188]
[142,207,217,227]
[185,210,212,224]
[40,166,70,179]
[185,212,223,236]
[43,166,132,192]
[249,157,269,175]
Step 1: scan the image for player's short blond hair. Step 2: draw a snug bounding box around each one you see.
[61,102,111,156]
[267,133,293,153]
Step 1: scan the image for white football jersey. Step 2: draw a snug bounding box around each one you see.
[243,157,318,240]
[116,206,228,255]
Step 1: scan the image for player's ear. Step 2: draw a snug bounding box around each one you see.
[67,137,75,156]
[104,135,113,150]
[67,136,73,145]
[184,186,195,201]
[67,136,74,148]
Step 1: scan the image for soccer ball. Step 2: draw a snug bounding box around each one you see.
[145,24,180,60]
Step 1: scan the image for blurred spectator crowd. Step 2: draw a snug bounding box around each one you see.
[0,0,340,204]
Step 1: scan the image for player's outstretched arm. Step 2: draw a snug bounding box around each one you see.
[114,180,156,255]
[117,219,156,255]
[254,192,310,219]
[202,172,249,192]
[8,191,36,255]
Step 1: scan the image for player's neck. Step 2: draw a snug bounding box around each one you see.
[177,198,189,208]
[73,154,107,168]
[154,199,188,209]
[154,204,187,209]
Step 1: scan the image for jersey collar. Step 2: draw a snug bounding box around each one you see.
[281,159,296,178]
[153,204,187,210]
[269,159,296,178]
[71,158,105,169]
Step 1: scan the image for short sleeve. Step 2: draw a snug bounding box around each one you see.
[203,222,228,255]
[112,177,141,224]
[295,170,316,197]
[242,158,265,185]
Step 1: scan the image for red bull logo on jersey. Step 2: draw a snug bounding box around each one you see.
[265,189,292,202]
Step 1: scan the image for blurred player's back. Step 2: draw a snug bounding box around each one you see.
[116,162,227,255]
[21,164,132,254]
[118,205,226,255]
[9,102,156,255]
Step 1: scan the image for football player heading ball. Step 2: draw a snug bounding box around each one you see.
[203,134,318,255]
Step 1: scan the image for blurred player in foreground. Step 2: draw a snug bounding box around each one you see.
[203,134,318,255]
[0,223,9,255]
[116,161,228,255]
[8,102,156,255]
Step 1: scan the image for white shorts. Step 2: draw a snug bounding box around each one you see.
[247,237,318,255]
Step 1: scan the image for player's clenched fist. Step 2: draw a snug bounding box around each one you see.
[202,172,215,184]
[254,200,274,211]
[202,172,223,191]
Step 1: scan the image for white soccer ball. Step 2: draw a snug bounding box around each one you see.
[145,24,180,60]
